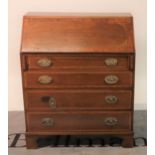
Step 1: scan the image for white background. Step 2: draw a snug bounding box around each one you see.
[8,0,147,111]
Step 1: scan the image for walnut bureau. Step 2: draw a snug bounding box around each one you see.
[20,13,135,149]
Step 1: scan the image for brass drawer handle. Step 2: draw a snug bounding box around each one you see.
[105,58,118,66]
[105,95,118,104]
[41,118,54,127]
[42,96,56,108]
[104,75,119,84]
[48,97,56,108]
[104,117,118,126]
[37,58,52,67]
[38,75,53,84]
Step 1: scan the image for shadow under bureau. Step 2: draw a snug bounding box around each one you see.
[20,12,135,149]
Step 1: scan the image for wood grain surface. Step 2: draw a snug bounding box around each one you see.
[21,13,135,53]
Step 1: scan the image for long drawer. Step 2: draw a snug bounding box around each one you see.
[26,54,130,71]
[25,90,132,110]
[24,71,132,88]
[26,111,132,132]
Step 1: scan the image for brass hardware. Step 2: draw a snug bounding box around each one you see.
[105,58,118,66]
[104,117,118,126]
[37,58,52,67]
[42,96,56,108]
[48,97,56,108]
[104,75,119,84]
[38,75,53,84]
[41,118,54,127]
[105,95,118,104]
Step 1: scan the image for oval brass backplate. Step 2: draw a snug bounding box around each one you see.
[105,58,118,66]
[104,75,119,84]
[104,117,118,126]
[37,58,52,67]
[41,118,54,127]
[105,95,118,104]
[38,75,53,84]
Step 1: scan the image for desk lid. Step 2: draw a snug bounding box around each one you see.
[21,12,135,53]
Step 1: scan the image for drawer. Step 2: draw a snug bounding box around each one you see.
[27,111,132,132]
[24,71,132,88]
[26,54,130,71]
[25,90,132,110]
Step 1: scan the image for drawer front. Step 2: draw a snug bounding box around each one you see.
[24,71,132,88]
[25,90,132,110]
[27,111,131,132]
[26,54,130,71]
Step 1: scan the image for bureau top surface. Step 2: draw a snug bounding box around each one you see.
[21,12,135,53]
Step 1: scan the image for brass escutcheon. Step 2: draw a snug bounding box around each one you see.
[42,96,56,108]
[48,97,56,108]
